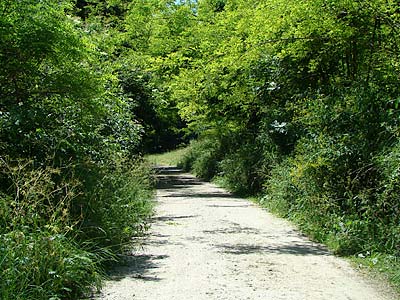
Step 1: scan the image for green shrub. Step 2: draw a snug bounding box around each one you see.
[218,127,282,195]
[262,130,399,256]
[261,158,298,218]
[178,128,280,195]
[375,142,400,254]
[218,142,261,195]
[178,137,222,180]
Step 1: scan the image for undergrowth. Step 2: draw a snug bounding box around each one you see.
[0,157,154,300]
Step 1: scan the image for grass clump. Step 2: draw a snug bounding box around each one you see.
[353,253,400,294]
[0,232,102,300]
[78,160,154,251]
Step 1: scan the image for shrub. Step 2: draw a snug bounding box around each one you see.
[178,136,222,180]
[262,129,399,256]
[261,158,298,218]
[375,143,400,254]
[217,141,261,194]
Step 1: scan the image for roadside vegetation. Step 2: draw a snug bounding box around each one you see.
[0,1,155,299]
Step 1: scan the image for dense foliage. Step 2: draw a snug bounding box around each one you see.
[0,1,154,298]
[163,0,400,287]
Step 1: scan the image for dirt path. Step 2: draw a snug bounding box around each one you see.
[97,167,396,300]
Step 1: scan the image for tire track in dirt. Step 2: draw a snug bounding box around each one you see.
[97,167,397,300]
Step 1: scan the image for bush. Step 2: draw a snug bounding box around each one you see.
[261,132,380,254]
[262,128,399,256]
[217,141,260,194]
[375,143,400,254]
[179,126,281,195]
[261,158,298,218]
[178,136,222,180]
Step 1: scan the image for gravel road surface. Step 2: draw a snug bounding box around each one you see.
[97,167,397,300]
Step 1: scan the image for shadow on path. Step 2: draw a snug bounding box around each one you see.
[103,166,330,290]
[155,167,203,190]
[216,242,329,256]
[163,192,234,198]
[152,215,199,222]
[107,254,168,282]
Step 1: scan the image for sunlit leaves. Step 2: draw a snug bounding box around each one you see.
[0,0,144,164]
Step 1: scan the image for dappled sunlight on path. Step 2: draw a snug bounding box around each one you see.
[97,167,395,300]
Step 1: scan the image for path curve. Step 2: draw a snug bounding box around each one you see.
[97,167,396,300]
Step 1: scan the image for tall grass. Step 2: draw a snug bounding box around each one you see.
[0,232,103,300]
[77,160,155,251]
[0,157,154,299]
